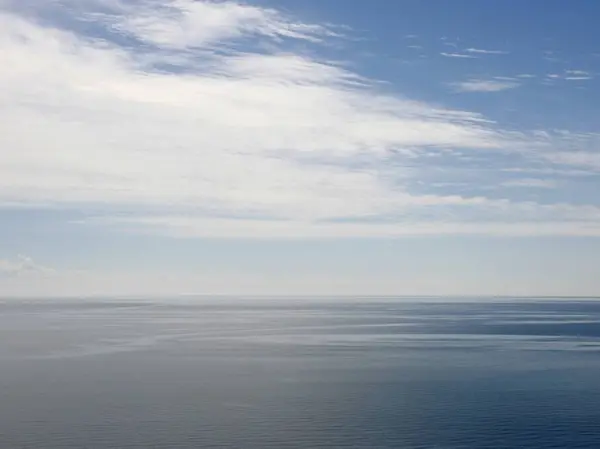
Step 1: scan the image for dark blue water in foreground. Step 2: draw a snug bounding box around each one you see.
[2,298,600,448]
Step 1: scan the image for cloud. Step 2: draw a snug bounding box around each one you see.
[0,2,507,218]
[0,0,598,238]
[0,255,54,278]
[451,78,520,92]
[112,0,337,48]
[544,151,600,171]
[541,71,593,81]
[566,70,590,76]
[440,52,476,59]
[465,48,508,55]
[85,214,600,239]
[527,132,600,173]
[555,70,594,81]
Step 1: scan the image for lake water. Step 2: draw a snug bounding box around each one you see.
[2,297,600,448]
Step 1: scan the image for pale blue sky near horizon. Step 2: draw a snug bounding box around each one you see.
[1,0,600,296]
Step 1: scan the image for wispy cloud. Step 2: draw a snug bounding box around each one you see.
[465,48,508,55]
[84,210,600,239]
[0,1,509,224]
[544,151,600,171]
[112,0,338,48]
[440,52,476,59]
[566,70,590,76]
[451,78,521,92]
[547,70,595,81]
[0,0,598,238]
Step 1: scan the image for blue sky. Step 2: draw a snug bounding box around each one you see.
[1,0,600,296]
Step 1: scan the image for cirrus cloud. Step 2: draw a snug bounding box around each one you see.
[451,78,521,93]
[0,0,598,238]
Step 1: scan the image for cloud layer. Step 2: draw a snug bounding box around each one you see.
[1,0,599,238]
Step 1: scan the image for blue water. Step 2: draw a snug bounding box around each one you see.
[2,298,600,448]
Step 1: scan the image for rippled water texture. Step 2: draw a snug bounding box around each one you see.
[2,298,600,448]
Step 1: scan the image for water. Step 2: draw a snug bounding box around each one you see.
[2,297,600,448]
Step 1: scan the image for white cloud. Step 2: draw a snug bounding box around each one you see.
[85,214,600,239]
[83,198,600,238]
[113,0,336,48]
[0,255,54,278]
[452,78,520,93]
[526,132,600,173]
[464,48,508,55]
[0,0,598,238]
[544,151,600,171]
[0,3,508,218]
[566,70,590,76]
[440,52,476,59]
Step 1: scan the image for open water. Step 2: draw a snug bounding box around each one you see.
[2,297,600,448]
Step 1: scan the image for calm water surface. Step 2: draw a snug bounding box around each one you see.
[2,298,600,448]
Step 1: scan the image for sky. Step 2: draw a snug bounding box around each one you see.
[1,0,600,297]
